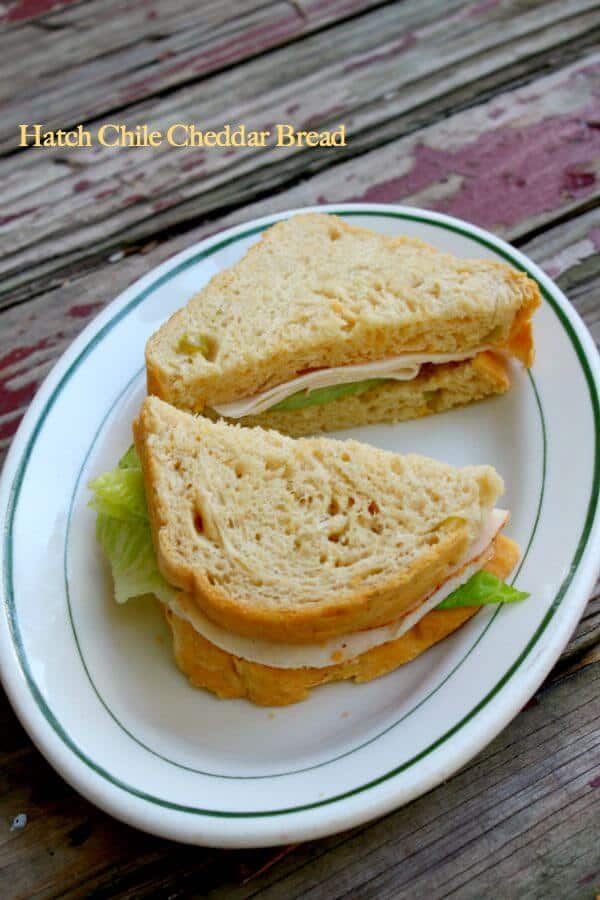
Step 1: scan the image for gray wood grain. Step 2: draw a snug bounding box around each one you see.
[1,658,596,899]
[1,0,598,306]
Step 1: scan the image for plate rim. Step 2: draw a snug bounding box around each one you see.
[1,203,599,846]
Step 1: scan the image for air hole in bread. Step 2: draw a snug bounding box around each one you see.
[319,553,328,564]
[193,512,204,534]
[368,500,380,515]
[329,226,341,241]
[255,533,262,542]
[328,497,340,516]
[347,496,355,508]
[424,389,442,411]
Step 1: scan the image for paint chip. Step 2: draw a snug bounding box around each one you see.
[10,813,27,832]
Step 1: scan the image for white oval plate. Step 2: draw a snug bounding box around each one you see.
[1,204,599,848]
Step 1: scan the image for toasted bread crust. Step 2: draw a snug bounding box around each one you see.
[164,535,519,705]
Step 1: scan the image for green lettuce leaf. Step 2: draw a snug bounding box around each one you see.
[89,447,176,604]
[437,570,529,609]
[118,444,140,469]
[95,513,176,605]
[88,447,146,521]
[270,378,387,413]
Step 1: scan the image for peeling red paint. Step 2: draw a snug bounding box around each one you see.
[589,226,600,251]
[73,179,92,193]
[0,207,37,226]
[544,263,560,279]
[122,11,301,103]
[344,34,416,74]
[589,775,600,788]
[488,106,505,120]
[468,0,500,15]
[562,168,596,190]
[350,110,600,230]
[95,187,119,201]
[3,0,77,24]
[287,104,300,116]
[579,870,599,885]
[0,376,39,416]
[0,414,24,443]
[304,106,346,130]
[0,337,55,371]
[153,195,182,212]
[69,302,104,319]
[180,156,206,172]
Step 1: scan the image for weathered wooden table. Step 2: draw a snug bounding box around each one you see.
[1,1,599,896]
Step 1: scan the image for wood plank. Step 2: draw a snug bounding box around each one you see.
[1,2,598,304]
[1,652,597,899]
[0,0,389,131]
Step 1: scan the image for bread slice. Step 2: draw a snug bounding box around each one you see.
[164,534,519,705]
[134,396,504,643]
[146,213,540,415]
[209,351,510,437]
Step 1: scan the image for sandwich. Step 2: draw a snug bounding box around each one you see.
[145,213,540,436]
[88,396,528,705]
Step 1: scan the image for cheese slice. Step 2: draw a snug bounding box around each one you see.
[167,509,509,669]
[211,348,491,418]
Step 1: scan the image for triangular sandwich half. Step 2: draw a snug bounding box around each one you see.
[145,213,540,436]
[86,396,527,704]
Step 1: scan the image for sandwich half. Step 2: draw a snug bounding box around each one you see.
[89,396,528,705]
[146,213,540,436]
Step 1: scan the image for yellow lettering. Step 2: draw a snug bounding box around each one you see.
[331,125,346,147]
[98,124,120,147]
[167,124,189,147]
[19,124,43,147]
[276,124,296,146]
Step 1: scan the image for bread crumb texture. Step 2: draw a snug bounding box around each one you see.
[146,213,539,411]
[134,396,504,642]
